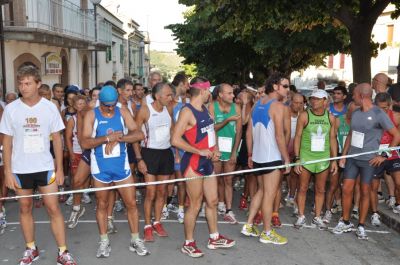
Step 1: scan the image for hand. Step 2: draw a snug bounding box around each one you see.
[294,165,303,175]
[198,149,213,159]
[283,160,290,175]
[105,141,118,155]
[369,156,386,167]
[242,93,250,105]
[227,114,241,122]
[55,170,64,186]
[228,153,237,165]
[137,160,148,175]
[5,171,19,190]
[212,150,221,162]
[330,161,338,176]
[108,131,123,142]
[339,158,346,168]
[248,156,253,169]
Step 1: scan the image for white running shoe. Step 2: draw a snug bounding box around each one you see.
[370,212,381,227]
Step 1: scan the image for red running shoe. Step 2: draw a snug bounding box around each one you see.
[254,211,263,225]
[207,234,235,249]
[19,247,39,265]
[271,215,282,228]
[181,241,204,258]
[239,196,248,210]
[57,250,77,265]
[153,222,168,237]
[144,226,154,242]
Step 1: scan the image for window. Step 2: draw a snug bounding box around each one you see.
[339,53,345,69]
[387,24,394,46]
[120,44,124,64]
[328,55,334,69]
[106,46,112,62]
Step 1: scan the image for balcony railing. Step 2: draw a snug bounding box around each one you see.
[3,0,111,46]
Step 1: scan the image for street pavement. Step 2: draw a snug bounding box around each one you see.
[1,190,400,265]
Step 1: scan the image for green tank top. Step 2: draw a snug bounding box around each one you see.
[214,101,237,161]
[300,109,331,161]
[337,114,350,154]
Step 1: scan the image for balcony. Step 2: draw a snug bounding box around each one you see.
[2,0,111,49]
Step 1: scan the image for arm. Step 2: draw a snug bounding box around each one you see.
[246,116,254,168]
[329,114,338,175]
[65,117,75,158]
[271,102,290,174]
[283,106,291,146]
[293,111,307,174]
[3,134,19,190]
[52,131,65,185]
[230,104,242,162]
[133,105,149,174]
[120,108,144,144]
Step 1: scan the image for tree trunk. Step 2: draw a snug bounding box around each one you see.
[349,23,374,83]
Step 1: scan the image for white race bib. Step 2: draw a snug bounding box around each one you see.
[23,132,44,154]
[102,143,120,158]
[351,131,365,149]
[207,128,216,148]
[311,134,325,152]
[155,124,170,142]
[218,137,233,153]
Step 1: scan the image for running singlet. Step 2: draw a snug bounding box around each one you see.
[251,99,281,164]
[329,103,347,117]
[379,110,399,160]
[72,115,82,154]
[180,104,215,176]
[300,109,331,173]
[90,107,130,180]
[337,114,350,154]
[214,102,237,161]
[141,104,171,149]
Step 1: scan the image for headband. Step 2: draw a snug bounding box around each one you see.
[191,81,211,90]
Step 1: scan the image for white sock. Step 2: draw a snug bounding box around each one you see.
[209,232,219,240]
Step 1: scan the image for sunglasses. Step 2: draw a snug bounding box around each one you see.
[101,101,117,107]
[280,84,290,89]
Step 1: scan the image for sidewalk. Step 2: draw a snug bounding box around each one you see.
[378,203,400,233]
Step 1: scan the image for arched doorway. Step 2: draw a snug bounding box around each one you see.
[60,49,69,87]
[13,53,41,89]
[82,55,89,89]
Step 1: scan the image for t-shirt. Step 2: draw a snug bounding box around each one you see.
[348,106,393,161]
[0,98,65,173]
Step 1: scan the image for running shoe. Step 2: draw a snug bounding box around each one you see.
[311,216,328,230]
[322,210,332,224]
[238,195,248,210]
[393,204,400,214]
[241,224,260,237]
[67,206,86,229]
[129,239,150,256]
[356,225,368,240]
[217,203,226,215]
[153,222,168,237]
[65,195,73,206]
[285,197,295,207]
[81,193,92,204]
[96,239,111,258]
[332,220,354,234]
[177,209,184,224]
[0,213,6,235]
[386,196,396,209]
[57,250,77,265]
[144,226,154,242]
[19,247,39,265]
[167,203,179,213]
[114,200,124,212]
[294,215,306,229]
[254,211,263,225]
[107,217,117,234]
[378,193,385,203]
[271,215,282,228]
[259,230,288,245]
[370,213,381,227]
[207,234,235,249]
[351,209,359,220]
[223,211,238,224]
[161,206,169,220]
[233,180,241,191]
[331,203,342,214]
[181,241,203,258]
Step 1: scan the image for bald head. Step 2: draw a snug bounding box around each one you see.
[372,73,389,93]
[353,83,373,106]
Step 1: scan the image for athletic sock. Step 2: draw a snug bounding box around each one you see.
[58,246,67,255]
[131,233,139,241]
[272,212,279,217]
[26,242,36,250]
[72,205,81,211]
[343,220,350,225]
[209,232,219,240]
[100,234,109,241]
[185,239,194,245]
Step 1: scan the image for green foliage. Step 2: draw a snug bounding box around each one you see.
[150,50,184,81]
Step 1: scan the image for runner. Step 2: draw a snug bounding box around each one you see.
[293,89,338,229]
[134,82,174,241]
[172,76,235,257]
[333,83,400,240]
[0,65,77,264]
[81,85,149,257]
[241,72,290,245]
[209,83,242,224]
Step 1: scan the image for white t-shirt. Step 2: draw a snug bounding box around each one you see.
[145,94,154,105]
[0,98,65,173]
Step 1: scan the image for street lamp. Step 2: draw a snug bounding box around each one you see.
[90,0,101,85]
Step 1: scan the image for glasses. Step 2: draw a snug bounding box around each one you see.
[101,101,117,107]
[280,84,290,89]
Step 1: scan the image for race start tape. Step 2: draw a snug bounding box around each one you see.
[1,146,399,201]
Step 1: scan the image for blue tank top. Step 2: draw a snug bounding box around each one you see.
[173,102,185,123]
[329,103,347,117]
[92,107,126,160]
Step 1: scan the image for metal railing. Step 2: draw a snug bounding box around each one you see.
[3,0,111,45]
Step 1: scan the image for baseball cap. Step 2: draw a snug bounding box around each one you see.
[310,89,329,99]
[99,85,118,103]
[66,84,81,93]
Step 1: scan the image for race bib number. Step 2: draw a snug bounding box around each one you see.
[102,143,120,158]
[23,132,44,154]
[207,128,216,148]
[218,137,233,153]
[155,124,170,142]
[311,135,325,152]
[351,131,364,149]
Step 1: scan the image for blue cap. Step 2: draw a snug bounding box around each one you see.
[99,85,118,103]
[67,85,80,93]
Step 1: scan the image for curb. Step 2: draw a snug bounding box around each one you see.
[377,206,400,233]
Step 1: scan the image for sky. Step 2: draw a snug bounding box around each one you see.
[101,0,188,52]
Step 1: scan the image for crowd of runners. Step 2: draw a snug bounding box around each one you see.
[0,65,400,264]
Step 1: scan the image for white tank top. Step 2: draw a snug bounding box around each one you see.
[72,115,82,154]
[116,101,134,116]
[290,114,298,139]
[141,103,171,149]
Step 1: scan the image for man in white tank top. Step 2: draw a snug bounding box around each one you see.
[134,82,174,242]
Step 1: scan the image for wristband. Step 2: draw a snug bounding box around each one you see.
[293,156,300,163]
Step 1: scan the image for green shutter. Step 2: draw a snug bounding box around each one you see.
[120,44,124,63]
[106,46,112,62]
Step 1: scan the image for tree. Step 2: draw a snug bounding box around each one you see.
[188,0,400,83]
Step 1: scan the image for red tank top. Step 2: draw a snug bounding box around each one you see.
[380,110,399,160]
